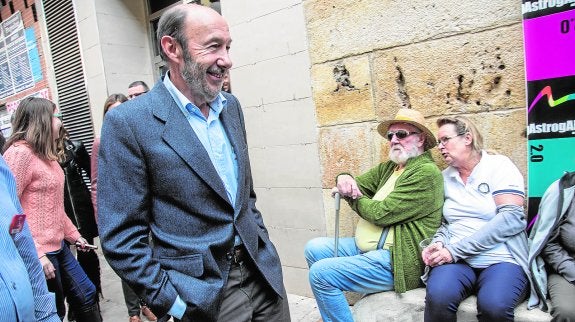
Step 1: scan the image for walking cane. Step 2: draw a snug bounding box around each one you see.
[334,192,341,257]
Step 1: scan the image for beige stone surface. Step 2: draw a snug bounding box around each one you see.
[372,24,525,120]
[268,225,323,269]
[228,3,308,67]
[232,51,312,107]
[304,0,521,63]
[318,123,380,187]
[353,288,551,322]
[249,144,322,188]
[255,187,325,230]
[312,55,375,126]
[243,98,319,148]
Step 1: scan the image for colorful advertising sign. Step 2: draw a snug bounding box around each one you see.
[522,1,575,223]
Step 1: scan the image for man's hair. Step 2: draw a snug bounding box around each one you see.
[436,116,484,153]
[4,97,59,160]
[128,81,149,91]
[156,6,189,63]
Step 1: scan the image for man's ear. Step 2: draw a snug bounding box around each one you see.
[160,36,181,62]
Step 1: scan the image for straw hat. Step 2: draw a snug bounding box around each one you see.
[377,108,437,150]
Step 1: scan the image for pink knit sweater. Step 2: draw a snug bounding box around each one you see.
[4,141,81,257]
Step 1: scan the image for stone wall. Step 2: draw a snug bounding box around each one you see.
[303,0,527,237]
[223,0,325,297]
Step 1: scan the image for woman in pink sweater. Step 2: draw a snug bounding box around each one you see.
[3,97,102,322]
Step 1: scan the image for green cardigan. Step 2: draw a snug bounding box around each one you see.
[347,151,444,293]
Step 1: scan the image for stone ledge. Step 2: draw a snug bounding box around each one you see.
[352,288,551,322]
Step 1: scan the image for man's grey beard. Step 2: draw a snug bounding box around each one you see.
[181,48,221,103]
[389,144,421,165]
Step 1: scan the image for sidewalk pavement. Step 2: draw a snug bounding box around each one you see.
[80,239,321,322]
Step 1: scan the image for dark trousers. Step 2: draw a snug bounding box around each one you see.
[424,262,528,322]
[46,242,98,320]
[122,280,141,316]
[548,273,575,322]
[176,252,290,322]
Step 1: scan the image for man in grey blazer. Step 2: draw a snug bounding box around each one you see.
[97,4,289,322]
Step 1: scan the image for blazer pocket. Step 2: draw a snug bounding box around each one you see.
[159,253,204,278]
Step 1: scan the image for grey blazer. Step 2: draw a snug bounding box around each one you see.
[97,80,285,320]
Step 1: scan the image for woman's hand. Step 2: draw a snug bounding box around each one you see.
[426,246,454,267]
[422,242,442,266]
[75,237,91,252]
[39,255,56,279]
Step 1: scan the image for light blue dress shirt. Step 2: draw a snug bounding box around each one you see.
[0,155,59,321]
[163,74,239,319]
[163,73,239,206]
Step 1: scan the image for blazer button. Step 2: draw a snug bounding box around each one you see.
[226,252,233,261]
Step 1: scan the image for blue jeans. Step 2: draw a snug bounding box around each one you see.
[46,242,97,319]
[304,237,394,322]
[424,261,528,322]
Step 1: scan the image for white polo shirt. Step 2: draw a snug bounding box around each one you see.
[442,150,525,268]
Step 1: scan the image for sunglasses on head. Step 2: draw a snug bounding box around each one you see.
[386,130,421,141]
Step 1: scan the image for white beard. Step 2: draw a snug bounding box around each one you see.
[389,144,421,166]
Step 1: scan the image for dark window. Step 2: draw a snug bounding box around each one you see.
[148,0,180,14]
[24,0,28,9]
[150,18,160,57]
[0,0,5,7]
[8,1,14,14]
[31,3,37,22]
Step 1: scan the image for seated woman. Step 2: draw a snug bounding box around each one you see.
[421,116,530,322]
[528,171,575,321]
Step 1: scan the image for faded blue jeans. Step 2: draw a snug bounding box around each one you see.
[304,237,394,322]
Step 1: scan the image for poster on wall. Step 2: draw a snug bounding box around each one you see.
[0,11,36,99]
[522,1,575,224]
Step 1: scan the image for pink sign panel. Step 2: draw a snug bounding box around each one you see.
[523,9,575,81]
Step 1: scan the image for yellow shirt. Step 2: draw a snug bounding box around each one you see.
[354,168,404,252]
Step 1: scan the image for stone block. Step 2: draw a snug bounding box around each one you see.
[283,265,314,298]
[97,14,147,48]
[232,52,312,107]
[249,144,322,188]
[230,65,263,107]
[101,43,153,77]
[82,45,105,80]
[78,13,100,50]
[372,25,525,121]
[312,55,375,126]
[352,288,551,322]
[243,98,318,148]
[304,0,521,63]
[268,226,323,269]
[223,0,302,27]
[229,3,308,67]
[254,187,325,230]
[74,0,95,22]
[318,123,379,187]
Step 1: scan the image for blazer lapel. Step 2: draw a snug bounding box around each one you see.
[151,84,231,206]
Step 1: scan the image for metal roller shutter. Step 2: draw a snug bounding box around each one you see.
[42,0,94,153]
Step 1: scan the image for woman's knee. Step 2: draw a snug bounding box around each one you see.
[477,294,516,322]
